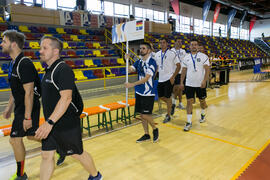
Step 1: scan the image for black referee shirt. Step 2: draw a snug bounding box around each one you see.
[9,52,41,115]
[41,59,80,131]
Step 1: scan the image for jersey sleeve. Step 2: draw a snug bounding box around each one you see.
[182,56,188,68]
[202,54,210,66]
[131,60,139,71]
[18,58,36,84]
[173,51,180,65]
[55,64,75,91]
[146,59,157,77]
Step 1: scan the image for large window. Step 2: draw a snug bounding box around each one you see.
[231,26,239,39]
[240,29,249,40]
[153,10,164,23]
[87,0,102,14]
[135,7,143,19]
[145,9,153,21]
[44,0,57,10]
[104,1,113,16]
[58,0,76,11]
[114,3,129,17]
[194,19,210,35]
[180,16,191,33]
[213,23,226,37]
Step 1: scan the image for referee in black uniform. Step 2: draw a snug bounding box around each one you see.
[1,30,40,180]
[35,36,102,180]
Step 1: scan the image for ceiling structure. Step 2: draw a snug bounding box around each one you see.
[171,0,270,21]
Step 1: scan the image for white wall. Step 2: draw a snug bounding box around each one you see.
[250,19,270,41]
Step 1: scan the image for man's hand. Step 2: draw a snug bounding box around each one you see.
[170,76,175,85]
[125,82,135,88]
[3,108,12,119]
[23,119,32,131]
[125,53,130,60]
[201,80,206,88]
[35,122,53,140]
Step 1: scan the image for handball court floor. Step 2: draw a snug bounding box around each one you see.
[0,70,270,180]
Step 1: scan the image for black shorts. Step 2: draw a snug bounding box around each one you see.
[158,80,173,98]
[185,86,207,100]
[174,74,181,85]
[10,101,40,137]
[135,94,155,114]
[42,118,83,156]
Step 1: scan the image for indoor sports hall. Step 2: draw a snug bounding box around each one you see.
[0,0,270,180]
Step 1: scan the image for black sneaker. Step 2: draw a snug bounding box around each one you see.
[10,173,28,180]
[171,104,176,115]
[183,122,192,131]
[136,134,150,143]
[56,154,66,166]
[200,114,206,123]
[88,171,103,180]
[153,128,159,143]
[163,114,171,123]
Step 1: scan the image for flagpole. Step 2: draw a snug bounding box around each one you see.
[126,41,129,107]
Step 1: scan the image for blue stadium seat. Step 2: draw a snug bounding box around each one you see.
[83,70,97,79]
[93,59,102,67]
[48,27,57,34]
[0,77,9,88]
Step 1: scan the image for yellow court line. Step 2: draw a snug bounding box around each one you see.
[230,138,270,180]
[163,123,258,152]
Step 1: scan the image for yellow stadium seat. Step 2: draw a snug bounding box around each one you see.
[84,59,97,67]
[63,42,71,49]
[29,42,40,49]
[160,35,164,38]
[0,67,4,74]
[44,34,53,37]
[70,35,80,41]
[56,28,66,34]
[93,50,104,57]
[106,69,115,77]
[117,58,125,65]
[93,42,102,49]
[19,26,30,32]
[171,40,175,43]
[33,62,44,71]
[0,17,5,23]
[74,70,87,80]
[80,29,88,35]
[182,45,185,49]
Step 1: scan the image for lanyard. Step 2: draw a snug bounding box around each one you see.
[161,48,168,69]
[8,60,15,80]
[190,53,197,72]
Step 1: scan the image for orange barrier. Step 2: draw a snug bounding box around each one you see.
[0,99,136,137]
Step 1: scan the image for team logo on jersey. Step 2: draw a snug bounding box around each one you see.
[197,58,201,62]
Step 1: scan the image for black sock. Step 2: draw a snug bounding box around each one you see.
[16,161,24,177]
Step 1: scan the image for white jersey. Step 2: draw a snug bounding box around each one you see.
[155,49,180,82]
[171,48,186,74]
[182,52,210,87]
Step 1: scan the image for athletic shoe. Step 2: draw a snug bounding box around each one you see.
[153,128,159,143]
[199,114,206,123]
[177,104,185,109]
[163,114,171,123]
[88,172,103,180]
[56,154,66,166]
[9,173,28,180]
[183,122,192,131]
[171,104,176,115]
[136,134,150,143]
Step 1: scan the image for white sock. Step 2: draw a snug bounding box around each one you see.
[172,96,176,105]
[201,109,205,115]
[187,114,192,123]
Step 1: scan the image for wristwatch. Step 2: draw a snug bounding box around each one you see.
[46,119,55,126]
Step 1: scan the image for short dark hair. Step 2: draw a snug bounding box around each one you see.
[160,37,168,42]
[190,38,198,43]
[40,36,63,53]
[140,42,151,49]
[2,30,25,49]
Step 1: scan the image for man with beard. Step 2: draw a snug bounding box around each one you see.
[1,30,41,180]
[35,36,102,180]
[180,39,210,131]
[125,42,159,143]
